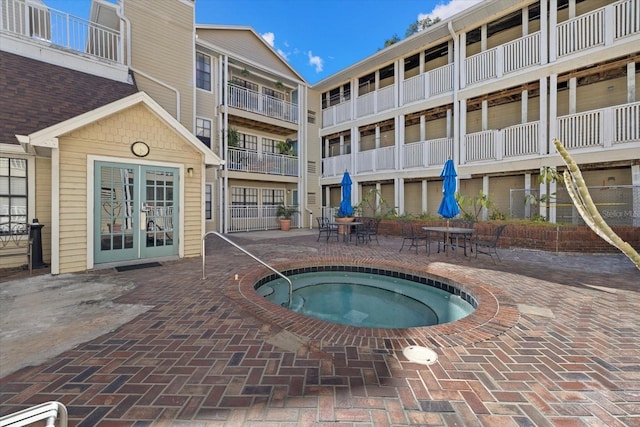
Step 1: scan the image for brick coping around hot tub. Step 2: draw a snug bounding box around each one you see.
[225,257,520,349]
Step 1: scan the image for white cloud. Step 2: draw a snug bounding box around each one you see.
[261,31,288,59]
[418,0,483,22]
[308,51,323,73]
[261,32,275,47]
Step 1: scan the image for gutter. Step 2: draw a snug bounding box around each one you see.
[116,1,181,121]
[448,21,460,166]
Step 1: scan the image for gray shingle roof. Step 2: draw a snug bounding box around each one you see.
[0,51,139,145]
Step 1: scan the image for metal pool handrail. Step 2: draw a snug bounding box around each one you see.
[202,231,293,308]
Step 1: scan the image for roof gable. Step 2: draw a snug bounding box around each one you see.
[196,26,305,83]
[18,92,223,166]
[0,50,139,145]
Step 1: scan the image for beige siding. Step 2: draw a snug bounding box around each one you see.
[488,101,521,129]
[57,103,204,273]
[427,181,442,216]
[125,0,195,132]
[197,29,300,81]
[405,123,420,143]
[35,158,52,265]
[576,77,628,112]
[426,117,448,140]
[404,182,423,216]
[489,175,524,217]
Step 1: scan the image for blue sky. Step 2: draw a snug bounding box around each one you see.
[44,0,481,84]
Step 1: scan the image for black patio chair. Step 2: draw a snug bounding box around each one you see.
[399,220,427,253]
[316,217,339,242]
[474,224,507,263]
[355,217,380,245]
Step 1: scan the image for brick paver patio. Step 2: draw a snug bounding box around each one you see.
[1,229,639,426]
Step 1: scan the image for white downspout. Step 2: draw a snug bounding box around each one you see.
[117,2,181,121]
[448,21,460,167]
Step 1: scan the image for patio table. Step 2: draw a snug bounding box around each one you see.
[329,221,363,244]
[422,226,474,257]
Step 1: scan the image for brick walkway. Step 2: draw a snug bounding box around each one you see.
[1,229,639,426]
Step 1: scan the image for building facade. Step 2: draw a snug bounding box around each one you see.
[314,0,640,225]
[2,0,639,272]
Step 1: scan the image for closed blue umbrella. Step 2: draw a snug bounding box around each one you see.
[437,159,459,255]
[437,159,459,220]
[338,171,354,217]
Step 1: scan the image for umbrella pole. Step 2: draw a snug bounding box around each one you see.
[445,219,449,256]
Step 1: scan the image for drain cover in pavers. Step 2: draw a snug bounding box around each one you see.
[518,304,555,318]
[403,346,438,365]
[266,330,309,353]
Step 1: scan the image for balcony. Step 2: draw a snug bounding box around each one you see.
[464,122,541,163]
[556,101,640,151]
[465,32,541,86]
[226,147,298,176]
[0,0,122,63]
[556,0,640,58]
[227,84,298,124]
[403,138,453,169]
[402,64,454,104]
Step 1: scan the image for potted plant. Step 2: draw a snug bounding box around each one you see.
[274,80,285,90]
[276,204,298,231]
[277,139,294,156]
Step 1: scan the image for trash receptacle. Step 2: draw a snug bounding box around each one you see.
[29,218,47,269]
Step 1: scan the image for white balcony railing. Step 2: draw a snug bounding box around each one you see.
[557,102,640,150]
[228,204,299,232]
[402,138,453,169]
[227,147,298,176]
[356,146,395,174]
[465,32,541,86]
[615,0,640,39]
[402,63,454,104]
[1,0,121,63]
[556,0,640,58]
[321,154,351,178]
[227,84,298,124]
[556,8,604,56]
[465,121,541,163]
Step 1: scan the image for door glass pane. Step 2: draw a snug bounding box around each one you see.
[145,170,174,248]
[100,166,135,251]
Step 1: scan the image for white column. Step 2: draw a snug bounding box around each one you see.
[524,173,532,219]
[549,74,557,154]
[628,62,636,103]
[539,175,548,220]
[522,89,528,124]
[351,126,358,174]
[459,100,467,164]
[459,32,467,89]
[482,100,488,130]
[396,177,404,215]
[523,6,529,36]
[539,77,548,155]
[549,178,557,223]
[569,77,577,114]
[396,115,403,171]
[481,25,487,51]
[482,176,489,220]
[422,179,428,215]
[541,0,548,64]
[549,0,557,63]
[420,115,426,141]
[632,164,640,227]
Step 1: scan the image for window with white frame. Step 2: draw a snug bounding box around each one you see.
[196,118,212,148]
[262,188,285,206]
[231,187,258,217]
[205,184,212,220]
[238,132,258,151]
[196,52,211,91]
[263,87,284,100]
[0,157,28,235]
[230,77,258,92]
[262,137,280,154]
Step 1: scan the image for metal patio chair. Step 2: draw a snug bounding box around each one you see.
[474,224,507,263]
[316,216,338,242]
[399,220,427,253]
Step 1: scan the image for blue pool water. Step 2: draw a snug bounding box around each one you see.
[256,271,475,328]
